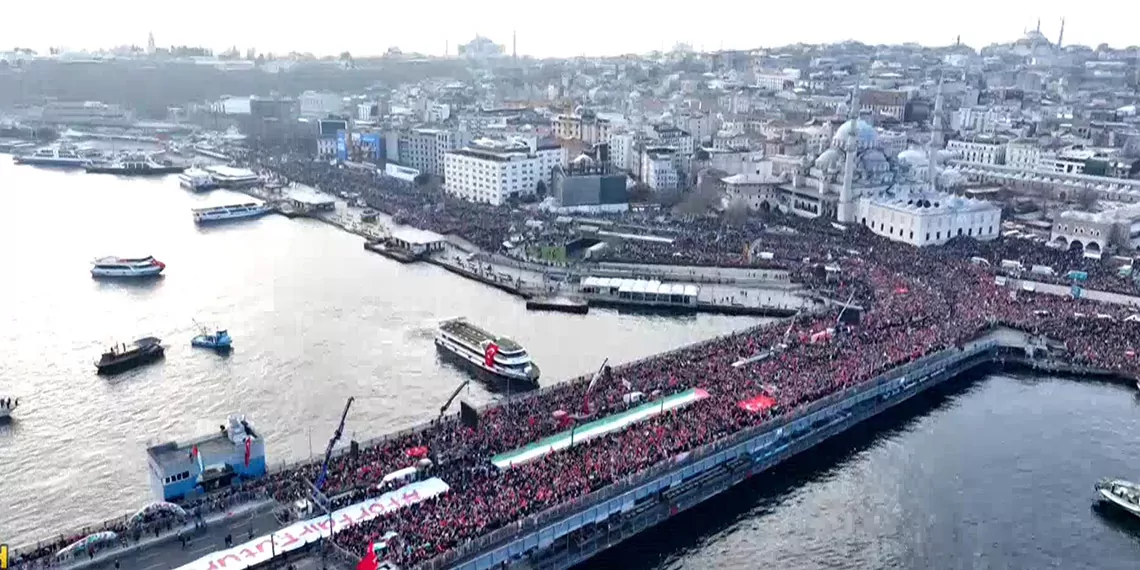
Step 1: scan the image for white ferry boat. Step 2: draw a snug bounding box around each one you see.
[90,255,166,278]
[193,202,271,225]
[1095,478,1140,518]
[178,167,217,192]
[14,146,90,167]
[434,317,540,384]
[204,165,260,188]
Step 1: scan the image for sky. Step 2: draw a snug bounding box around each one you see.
[3,0,1136,58]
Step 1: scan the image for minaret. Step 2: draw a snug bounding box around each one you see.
[1057,17,1065,49]
[838,80,861,223]
[1036,18,1041,34]
[146,32,156,56]
[928,73,945,191]
[512,30,517,59]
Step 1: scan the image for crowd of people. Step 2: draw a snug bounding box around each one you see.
[14,150,1140,570]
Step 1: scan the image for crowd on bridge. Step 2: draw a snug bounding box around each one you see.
[14,150,1140,570]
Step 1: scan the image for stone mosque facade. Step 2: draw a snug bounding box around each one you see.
[778,111,1001,248]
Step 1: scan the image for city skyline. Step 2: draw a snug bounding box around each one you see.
[3,0,1135,58]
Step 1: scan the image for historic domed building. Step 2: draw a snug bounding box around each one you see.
[778,83,1002,247]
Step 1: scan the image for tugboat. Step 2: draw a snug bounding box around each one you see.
[0,397,18,420]
[95,337,164,375]
[191,323,232,351]
[1095,478,1140,519]
[434,317,540,385]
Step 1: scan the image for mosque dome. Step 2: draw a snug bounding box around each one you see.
[860,148,890,171]
[832,119,878,147]
[896,148,929,167]
[814,147,844,170]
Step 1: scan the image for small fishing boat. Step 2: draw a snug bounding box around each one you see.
[191,322,232,350]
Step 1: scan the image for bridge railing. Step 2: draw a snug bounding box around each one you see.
[417,343,986,570]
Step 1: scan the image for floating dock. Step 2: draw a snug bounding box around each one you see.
[524,295,589,314]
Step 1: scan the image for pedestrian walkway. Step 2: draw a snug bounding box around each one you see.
[57,500,276,570]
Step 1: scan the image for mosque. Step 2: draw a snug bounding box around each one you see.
[776,84,1002,247]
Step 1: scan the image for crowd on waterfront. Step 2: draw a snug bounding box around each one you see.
[14,154,1140,570]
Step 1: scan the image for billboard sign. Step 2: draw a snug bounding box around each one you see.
[335,130,347,161]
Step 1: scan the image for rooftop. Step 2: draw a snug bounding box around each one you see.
[581,277,699,297]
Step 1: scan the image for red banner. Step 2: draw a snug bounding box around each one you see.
[244,438,252,467]
[738,394,776,413]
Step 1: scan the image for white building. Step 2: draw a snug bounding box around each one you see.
[947,136,1006,165]
[610,133,636,172]
[1005,139,1041,169]
[399,128,466,176]
[641,148,679,191]
[443,139,563,205]
[856,191,1002,246]
[299,91,343,118]
[210,96,251,115]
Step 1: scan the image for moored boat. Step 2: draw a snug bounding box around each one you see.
[14,146,90,168]
[1094,478,1140,518]
[95,337,164,375]
[178,167,217,192]
[434,317,540,384]
[91,256,165,279]
[191,327,232,350]
[192,202,271,225]
[86,159,186,176]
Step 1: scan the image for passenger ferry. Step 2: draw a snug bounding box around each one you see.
[1095,478,1140,518]
[434,317,540,384]
[178,167,218,192]
[192,202,271,225]
[91,255,166,278]
[86,158,186,176]
[14,146,90,167]
[146,414,267,502]
[204,165,260,188]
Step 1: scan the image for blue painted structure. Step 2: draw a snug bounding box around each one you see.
[146,415,267,502]
[424,333,1008,570]
[336,130,348,162]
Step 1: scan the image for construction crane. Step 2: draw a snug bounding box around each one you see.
[315,397,354,491]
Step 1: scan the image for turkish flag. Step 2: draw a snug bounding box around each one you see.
[484,343,499,368]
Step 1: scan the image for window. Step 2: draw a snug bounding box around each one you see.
[936,232,941,240]
[968,228,973,236]
[957,228,963,236]
[909,231,914,239]
[926,233,930,241]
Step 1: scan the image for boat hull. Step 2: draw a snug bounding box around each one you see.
[192,336,232,350]
[194,209,271,225]
[434,337,540,386]
[14,157,89,168]
[86,165,186,175]
[95,346,165,375]
[91,266,165,278]
[180,180,218,192]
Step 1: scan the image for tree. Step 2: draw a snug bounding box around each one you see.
[339,51,354,69]
[1076,187,1097,210]
[628,182,652,203]
[535,180,547,198]
[413,172,432,187]
[675,176,722,216]
[722,197,751,225]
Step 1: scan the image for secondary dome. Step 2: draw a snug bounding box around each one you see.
[896,148,929,166]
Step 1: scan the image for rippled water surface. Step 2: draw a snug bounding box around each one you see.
[591,374,1140,570]
[0,159,756,545]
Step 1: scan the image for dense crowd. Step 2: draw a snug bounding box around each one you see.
[14,154,1140,569]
